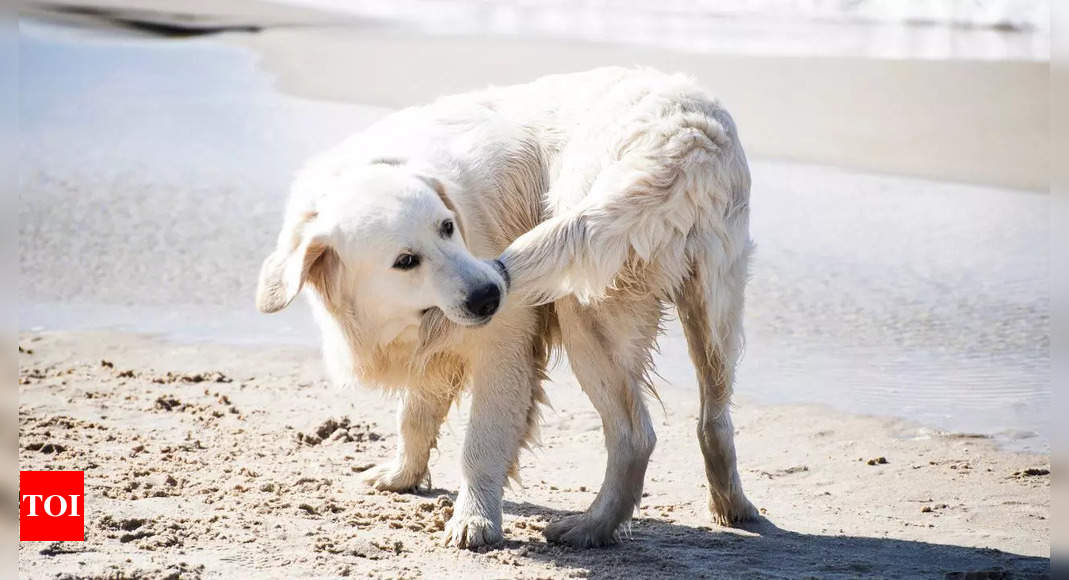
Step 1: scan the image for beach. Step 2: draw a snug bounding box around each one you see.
[16,331,1051,578]
[17,2,1051,578]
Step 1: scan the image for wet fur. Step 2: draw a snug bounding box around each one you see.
[257,67,756,549]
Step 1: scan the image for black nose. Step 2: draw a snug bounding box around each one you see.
[464,284,501,318]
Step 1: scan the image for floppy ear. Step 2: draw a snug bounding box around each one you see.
[256,236,329,314]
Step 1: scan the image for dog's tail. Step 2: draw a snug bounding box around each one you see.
[498,107,749,305]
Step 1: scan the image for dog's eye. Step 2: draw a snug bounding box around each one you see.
[441,219,454,238]
[393,254,420,270]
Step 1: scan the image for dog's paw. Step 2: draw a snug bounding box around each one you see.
[361,462,425,492]
[442,514,502,549]
[543,514,621,548]
[708,491,759,526]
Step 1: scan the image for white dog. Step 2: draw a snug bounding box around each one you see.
[257,67,756,548]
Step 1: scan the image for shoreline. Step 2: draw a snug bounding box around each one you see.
[17,297,1051,455]
[21,6,1050,191]
[230,26,1047,191]
[17,330,1051,578]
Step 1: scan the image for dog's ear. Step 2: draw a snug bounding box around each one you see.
[256,214,331,313]
[256,239,329,313]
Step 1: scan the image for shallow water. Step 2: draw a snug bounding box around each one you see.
[18,20,1049,451]
[280,0,1049,60]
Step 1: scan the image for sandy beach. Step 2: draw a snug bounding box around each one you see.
[16,331,1050,578]
[17,2,1052,578]
[236,26,1049,192]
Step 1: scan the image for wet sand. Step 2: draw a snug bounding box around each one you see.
[235,26,1049,191]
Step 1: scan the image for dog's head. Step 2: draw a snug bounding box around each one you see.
[256,162,508,338]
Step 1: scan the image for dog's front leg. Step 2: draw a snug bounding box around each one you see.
[364,390,454,492]
[444,342,535,549]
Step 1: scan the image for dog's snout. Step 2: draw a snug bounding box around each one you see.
[464,284,501,318]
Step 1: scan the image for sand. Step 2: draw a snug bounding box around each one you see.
[232,26,1048,192]
[17,331,1050,578]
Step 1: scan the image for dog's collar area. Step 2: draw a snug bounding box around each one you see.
[492,259,510,290]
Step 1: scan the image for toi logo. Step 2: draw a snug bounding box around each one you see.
[20,471,85,541]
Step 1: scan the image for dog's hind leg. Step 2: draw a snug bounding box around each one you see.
[543,294,661,547]
[364,390,454,492]
[675,245,758,526]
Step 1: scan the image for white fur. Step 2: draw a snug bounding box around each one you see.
[257,67,757,549]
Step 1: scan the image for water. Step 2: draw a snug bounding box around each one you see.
[18,19,1049,451]
[280,0,1049,60]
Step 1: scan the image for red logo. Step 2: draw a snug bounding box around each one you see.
[19,471,85,541]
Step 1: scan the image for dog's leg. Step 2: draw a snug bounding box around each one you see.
[543,295,660,547]
[676,248,758,526]
[364,390,453,492]
[444,328,540,549]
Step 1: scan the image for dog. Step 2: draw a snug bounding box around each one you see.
[256,67,756,548]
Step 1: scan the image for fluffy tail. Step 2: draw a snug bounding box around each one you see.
[499,108,748,305]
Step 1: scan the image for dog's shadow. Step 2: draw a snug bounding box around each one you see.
[416,489,1048,579]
